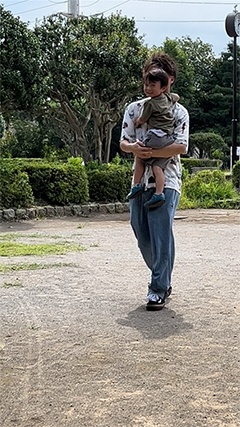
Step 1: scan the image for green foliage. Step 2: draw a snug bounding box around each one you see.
[196,43,240,144]
[0,116,5,139]
[0,119,46,158]
[0,160,34,208]
[159,38,195,110]
[175,36,215,90]
[24,158,89,205]
[232,160,240,189]
[0,130,16,158]
[0,6,42,114]
[35,13,148,162]
[87,163,132,203]
[178,169,239,209]
[0,158,89,206]
[189,132,228,159]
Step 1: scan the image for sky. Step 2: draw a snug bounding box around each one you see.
[2,0,240,57]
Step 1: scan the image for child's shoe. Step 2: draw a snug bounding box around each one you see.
[126,183,144,200]
[144,192,165,208]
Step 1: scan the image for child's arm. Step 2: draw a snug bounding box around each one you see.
[134,99,153,128]
[171,93,180,103]
[134,116,146,128]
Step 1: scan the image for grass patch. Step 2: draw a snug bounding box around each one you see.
[0,242,86,257]
[3,281,23,288]
[0,233,62,241]
[0,262,80,272]
[0,233,22,241]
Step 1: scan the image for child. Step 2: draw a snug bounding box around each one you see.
[127,68,179,208]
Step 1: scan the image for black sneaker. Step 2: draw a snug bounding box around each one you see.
[166,286,172,298]
[146,297,165,311]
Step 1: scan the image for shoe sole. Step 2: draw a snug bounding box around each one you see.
[127,189,144,200]
[166,286,172,298]
[146,302,165,311]
[145,200,165,209]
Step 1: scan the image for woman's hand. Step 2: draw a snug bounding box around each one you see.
[132,141,152,159]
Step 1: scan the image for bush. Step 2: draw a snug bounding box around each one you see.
[178,169,239,209]
[87,163,132,203]
[0,157,89,206]
[232,160,240,190]
[26,158,89,205]
[0,119,46,158]
[0,161,34,208]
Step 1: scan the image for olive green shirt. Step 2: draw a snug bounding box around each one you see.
[140,93,176,135]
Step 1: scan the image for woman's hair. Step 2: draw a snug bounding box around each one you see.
[143,52,178,81]
[143,68,169,88]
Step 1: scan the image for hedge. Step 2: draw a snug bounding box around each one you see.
[0,157,89,207]
[87,163,132,203]
[1,157,239,210]
[0,160,34,208]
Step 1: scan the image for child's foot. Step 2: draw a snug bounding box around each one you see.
[126,184,144,200]
[144,193,165,208]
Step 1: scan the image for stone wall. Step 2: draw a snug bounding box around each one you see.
[0,203,130,222]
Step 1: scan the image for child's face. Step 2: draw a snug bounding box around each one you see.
[144,80,163,98]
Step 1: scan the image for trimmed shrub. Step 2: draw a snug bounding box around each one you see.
[0,157,89,206]
[87,163,132,203]
[26,158,89,205]
[0,161,34,208]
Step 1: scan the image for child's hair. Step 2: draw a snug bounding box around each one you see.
[143,68,169,88]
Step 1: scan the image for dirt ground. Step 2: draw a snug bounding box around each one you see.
[0,209,239,427]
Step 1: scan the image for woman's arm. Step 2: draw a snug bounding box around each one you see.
[152,143,187,158]
[120,139,153,159]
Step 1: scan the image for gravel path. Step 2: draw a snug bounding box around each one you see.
[0,209,239,427]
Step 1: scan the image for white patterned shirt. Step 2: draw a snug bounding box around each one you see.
[120,98,189,194]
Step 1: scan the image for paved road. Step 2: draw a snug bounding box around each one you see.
[0,209,239,427]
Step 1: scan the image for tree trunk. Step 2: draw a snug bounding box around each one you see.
[104,122,114,163]
[61,101,91,163]
[50,90,92,163]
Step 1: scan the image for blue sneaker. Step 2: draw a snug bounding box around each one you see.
[126,184,144,200]
[144,193,165,208]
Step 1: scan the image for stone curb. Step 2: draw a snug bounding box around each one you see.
[0,203,130,222]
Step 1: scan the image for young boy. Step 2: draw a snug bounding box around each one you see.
[127,68,179,208]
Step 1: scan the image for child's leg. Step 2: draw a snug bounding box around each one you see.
[133,157,145,185]
[126,158,145,200]
[152,165,165,195]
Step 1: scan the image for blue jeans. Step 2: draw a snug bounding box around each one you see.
[130,188,180,300]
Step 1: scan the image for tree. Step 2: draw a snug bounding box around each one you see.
[197,43,240,144]
[35,13,147,163]
[189,132,228,159]
[176,36,215,91]
[152,38,195,110]
[0,6,42,115]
